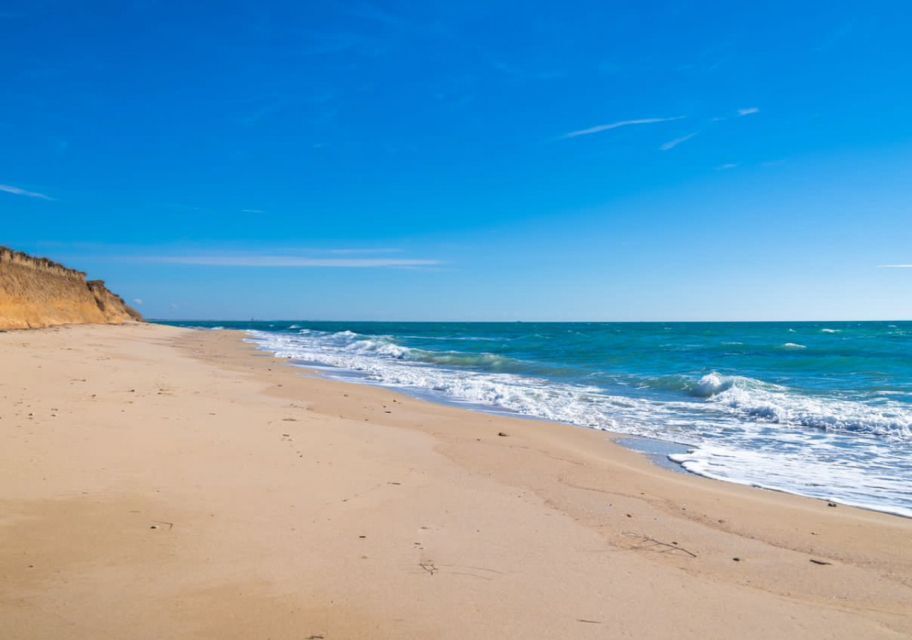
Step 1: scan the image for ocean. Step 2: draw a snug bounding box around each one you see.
[163,321,912,517]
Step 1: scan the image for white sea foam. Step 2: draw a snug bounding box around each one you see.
[693,372,735,396]
[782,342,807,350]
[670,445,912,518]
[246,328,912,516]
[821,328,840,333]
[682,373,911,439]
[709,380,911,439]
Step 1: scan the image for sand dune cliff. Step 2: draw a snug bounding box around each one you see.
[0,246,142,330]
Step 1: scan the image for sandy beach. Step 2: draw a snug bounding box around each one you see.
[1,323,910,639]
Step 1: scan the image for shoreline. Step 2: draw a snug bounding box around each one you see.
[238,327,910,518]
[2,323,910,638]
[259,345,701,473]
[254,331,912,518]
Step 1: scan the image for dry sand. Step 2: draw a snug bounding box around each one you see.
[1,323,910,639]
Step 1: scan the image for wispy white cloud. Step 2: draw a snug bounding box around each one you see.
[563,116,685,139]
[878,264,912,269]
[133,255,440,268]
[0,183,54,200]
[712,107,761,122]
[659,132,698,151]
[240,208,265,214]
[324,248,402,255]
[716,163,739,170]
[133,298,144,305]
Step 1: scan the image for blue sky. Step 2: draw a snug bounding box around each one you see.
[2,1,911,320]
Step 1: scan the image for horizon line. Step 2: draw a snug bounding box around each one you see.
[148,318,911,324]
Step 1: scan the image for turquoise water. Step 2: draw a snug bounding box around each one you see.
[163,321,912,516]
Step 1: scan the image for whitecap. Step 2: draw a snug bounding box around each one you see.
[694,372,735,397]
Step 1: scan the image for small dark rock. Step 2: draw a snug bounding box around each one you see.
[497,432,508,437]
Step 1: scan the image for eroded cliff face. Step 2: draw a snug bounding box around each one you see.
[0,247,142,330]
